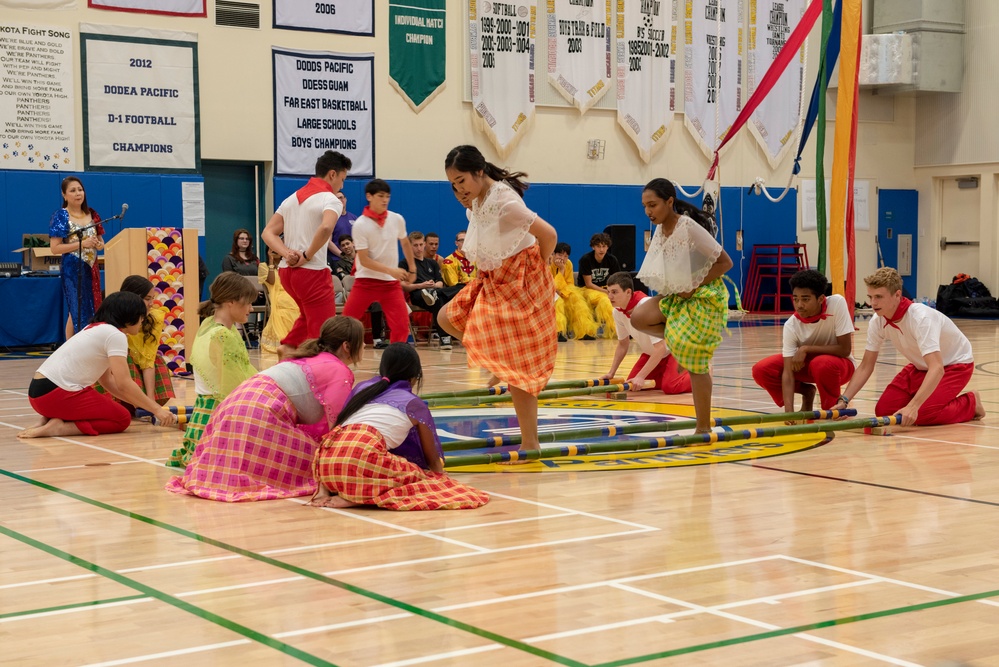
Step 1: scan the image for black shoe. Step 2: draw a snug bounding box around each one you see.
[557,333,567,342]
[581,335,596,341]
[374,339,389,349]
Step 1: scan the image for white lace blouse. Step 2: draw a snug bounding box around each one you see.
[463,180,538,271]
[637,216,723,295]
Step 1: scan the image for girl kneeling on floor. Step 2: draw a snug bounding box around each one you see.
[309,343,489,511]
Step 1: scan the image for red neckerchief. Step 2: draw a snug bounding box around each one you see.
[615,291,647,317]
[295,177,334,204]
[362,205,388,228]
[883,297,913,331]
[793,298,830,324]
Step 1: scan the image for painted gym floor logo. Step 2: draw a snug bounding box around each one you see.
[437,399,832,472]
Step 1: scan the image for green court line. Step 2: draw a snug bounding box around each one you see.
[0,594,148,621]
[592,586,999,666]
[0,468,587,667]
[0,524,337,666]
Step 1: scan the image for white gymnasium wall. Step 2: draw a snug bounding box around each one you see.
[4,0,920,295]
[914,0,999,297]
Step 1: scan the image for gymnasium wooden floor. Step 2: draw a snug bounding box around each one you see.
[3,314,999,666]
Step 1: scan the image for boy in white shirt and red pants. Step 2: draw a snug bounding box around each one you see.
[263,150,350,356]
[342,179,416,344]
[603,272,691,394]
[833,267,984,426]
[752,269,856,413]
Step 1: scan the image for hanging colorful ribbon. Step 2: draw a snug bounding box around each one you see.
[828,0,862,309]
[706,0,824,181]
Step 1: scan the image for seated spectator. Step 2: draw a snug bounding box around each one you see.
[441,229,477,287]
[576,233,618,338]
[222,228,261,277]
[549,242,597,342]
[332,234,356,282]
[426,231,444,267]
[327,191,358,263]
[400,231,461,350]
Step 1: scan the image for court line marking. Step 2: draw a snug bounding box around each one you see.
[485,491,660,531]
[608,583,923,667]
[0,420,164,465]
[0,523,339,667]
[78,641,252,667]
[12,460,151,474]
[882,432,999,451]
[369,645,502,667]
[0,594,149,622]
[0,572,98,589]
[0,467,588,667]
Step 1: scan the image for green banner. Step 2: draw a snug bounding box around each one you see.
[389,0,446,112]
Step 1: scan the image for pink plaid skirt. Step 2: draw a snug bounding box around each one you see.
[166,375,325,502]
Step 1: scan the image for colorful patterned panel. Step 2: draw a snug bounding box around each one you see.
[147,227,187,373]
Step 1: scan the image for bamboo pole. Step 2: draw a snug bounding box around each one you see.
[425,381,652,408]
[135,405,190,428]
[443,415,898,467]
[441,409,858,451]
[419,377,625,401]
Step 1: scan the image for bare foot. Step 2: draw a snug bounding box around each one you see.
[973,391,986,420]
[486,374,501,388]
[17,418,82,439]
[307,495,360,508]
[800,385,816,412]
[498,444,539,465]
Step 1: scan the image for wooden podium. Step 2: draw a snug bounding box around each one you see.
[104,227,200,361]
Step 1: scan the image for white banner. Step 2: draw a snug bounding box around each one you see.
[274,0,374,36]
[88,0,205,16]
[547,0,611,113]
[684,0,743,158]
[273,48,374,177]
[470,0,536,154]
[0,24,76,171]
[801,179,871,232]
[748,0,804,168]
[81,24,199,171]
[616,0,677,162]
[0,0,75,8]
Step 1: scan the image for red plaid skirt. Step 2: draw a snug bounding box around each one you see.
[446,244,556,395]
[314,424,489,511]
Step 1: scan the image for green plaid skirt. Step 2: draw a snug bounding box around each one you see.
[658,278,729,375]
[166,395,218,469]
[95,355,175,406]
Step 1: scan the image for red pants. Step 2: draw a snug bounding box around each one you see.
[279,267,337,348]
[876,362,976,425]
[342,278,410,344]
[752,353,855,410]
[29,385,131,436]
[631,354,692,395]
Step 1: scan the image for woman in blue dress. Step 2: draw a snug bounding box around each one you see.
[49,176,104,338]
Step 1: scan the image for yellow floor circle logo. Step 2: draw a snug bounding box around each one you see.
[437,399,832,472]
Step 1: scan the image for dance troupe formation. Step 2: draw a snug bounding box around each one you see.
[18,147,985,511]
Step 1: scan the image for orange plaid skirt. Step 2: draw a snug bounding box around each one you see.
[446,244,556,395]
[313,424,489,511]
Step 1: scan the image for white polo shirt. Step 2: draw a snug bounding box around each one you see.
[866,302,974,369]
[37,323,128,391]
[275,190,343,271]
[611,296,669,356]
[782,294,855,362]
[352,211,408,281]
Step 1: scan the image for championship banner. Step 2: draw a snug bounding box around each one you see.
[81,24,199,172]
[389,0,446,113]
[684,0,743,158]
[0,24,76,171]
[547,0,611,113]
[748,0,805,168]
[0,0,75,8]
[274,0,374,36]
[88,0,206,16]
[616,0,677,162]
[273,48,374,177]
[469,0,537,154]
